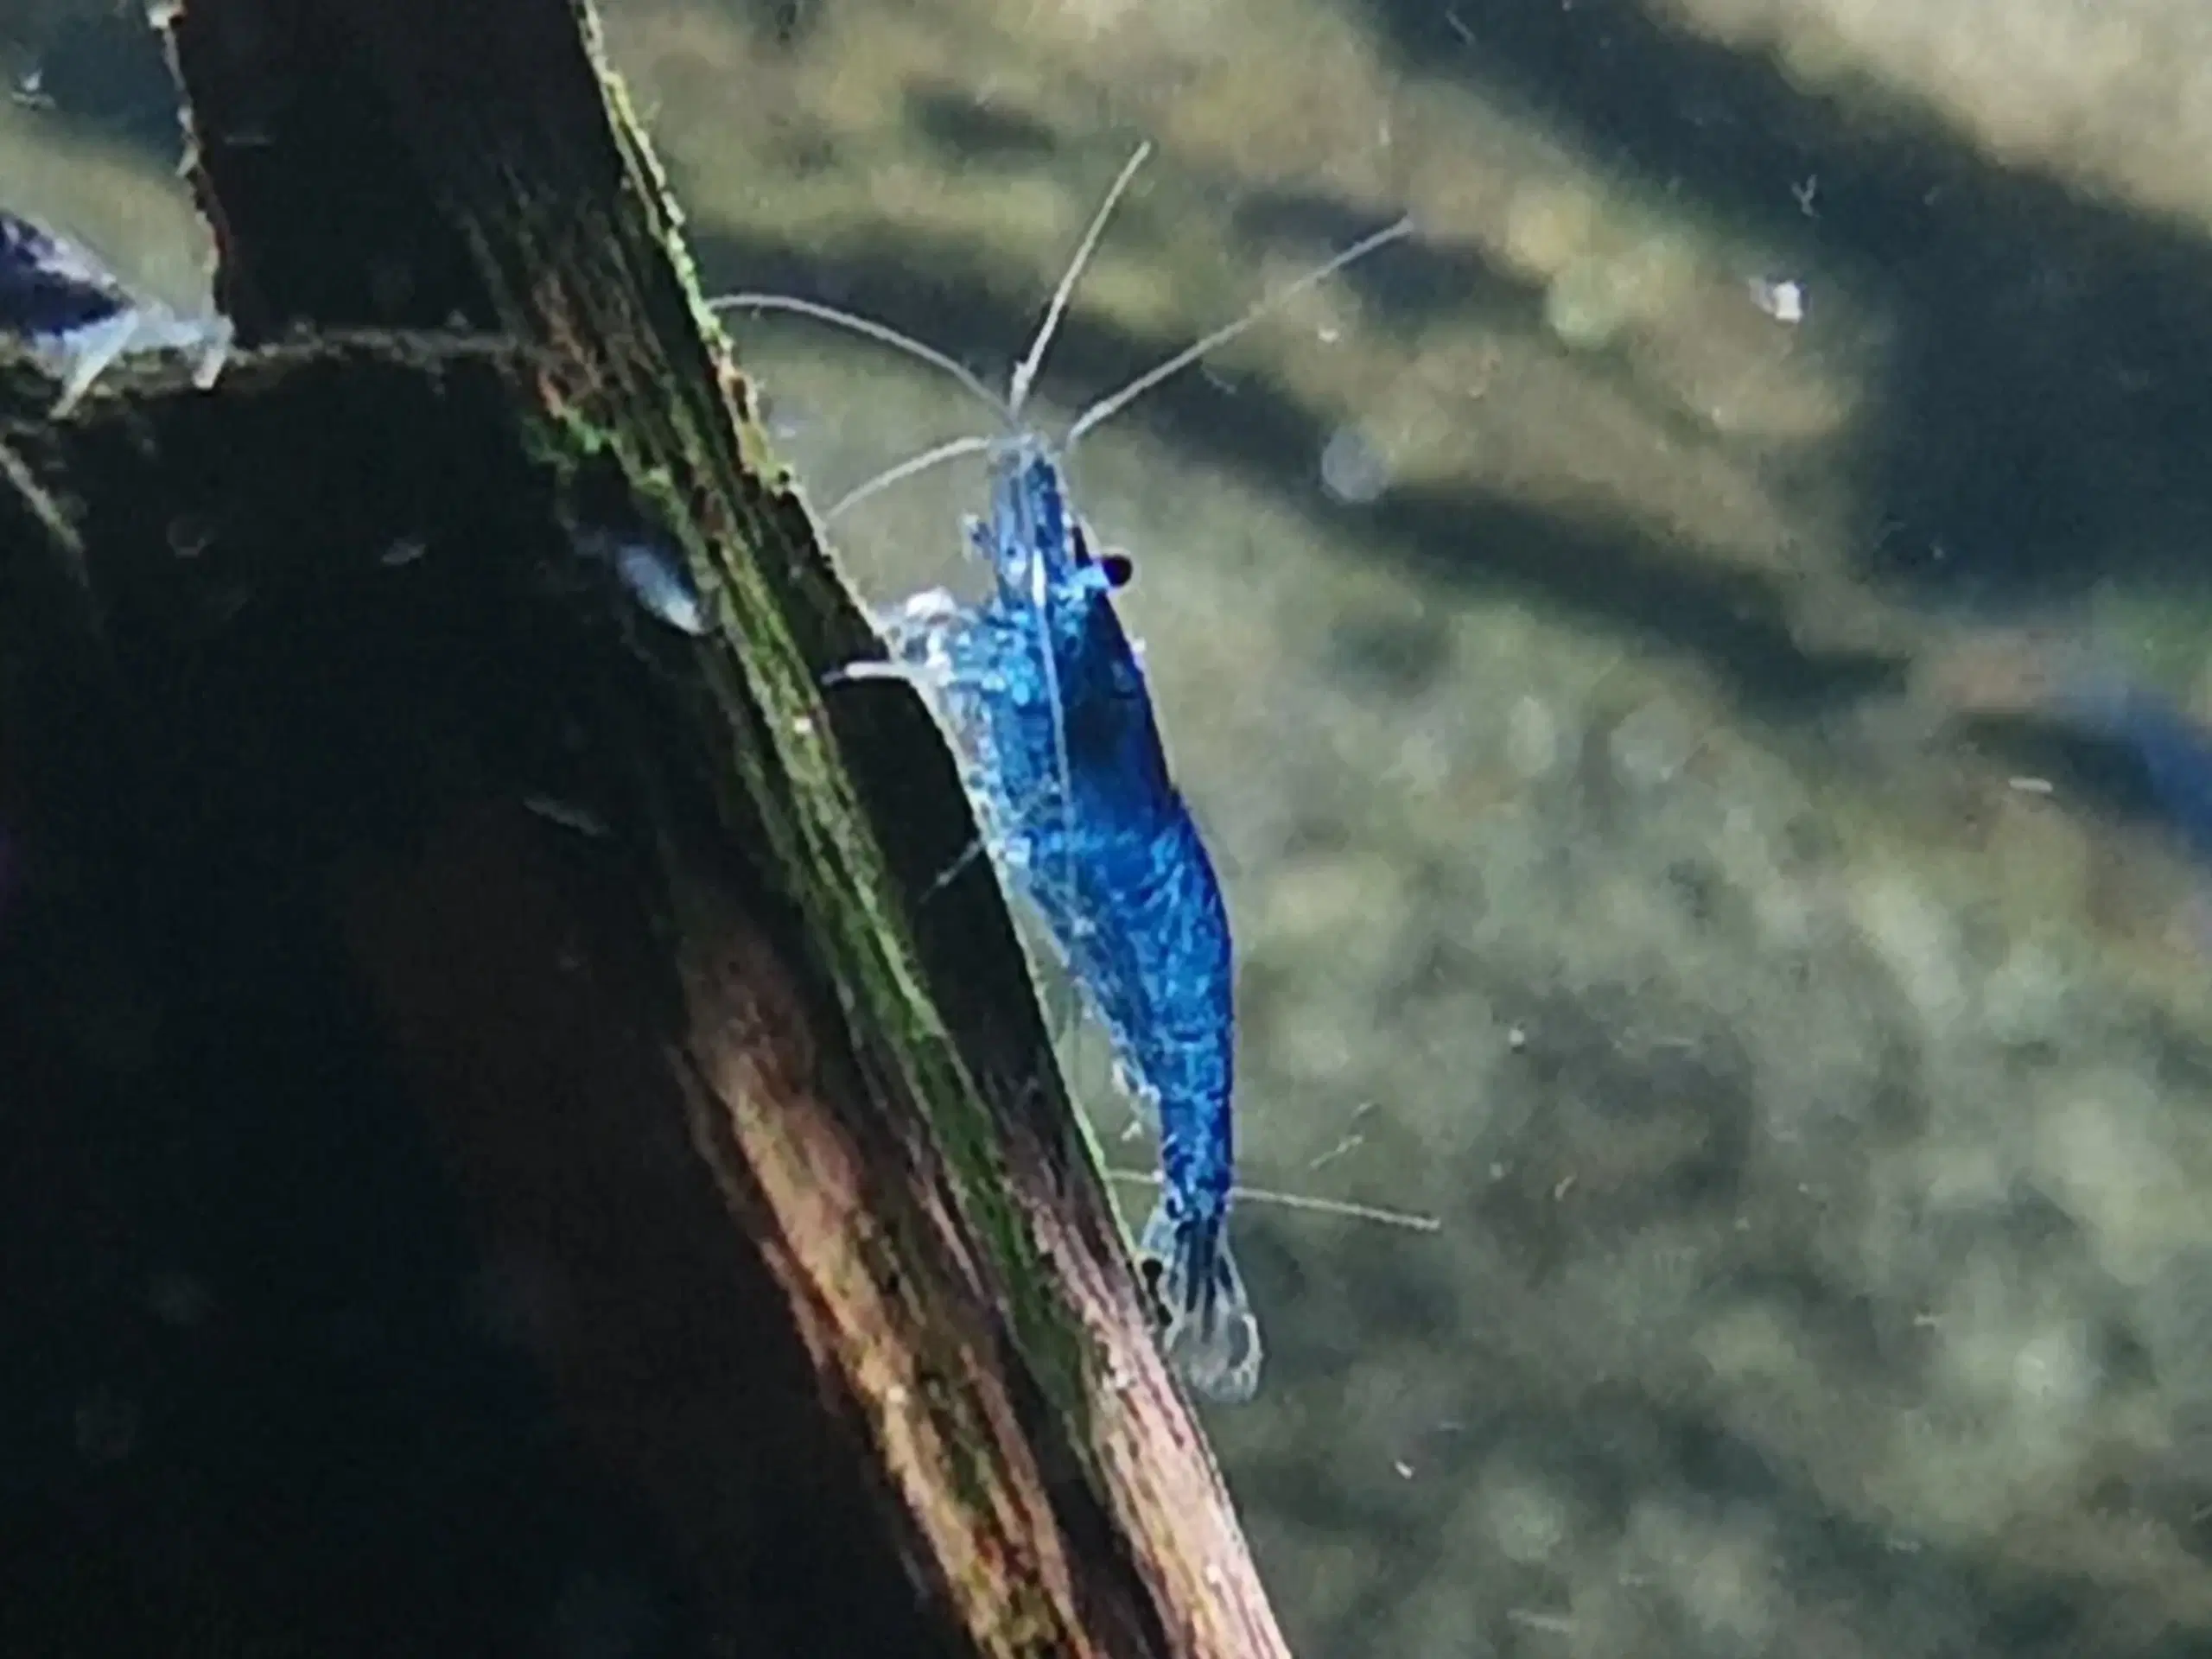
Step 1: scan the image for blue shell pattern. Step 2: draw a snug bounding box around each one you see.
[0,209,131,340]
[912,441,1256,1396]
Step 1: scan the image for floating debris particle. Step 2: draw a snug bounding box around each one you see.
[1749,276,1805,324]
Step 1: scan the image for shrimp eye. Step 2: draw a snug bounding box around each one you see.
[1100,550,1135,589]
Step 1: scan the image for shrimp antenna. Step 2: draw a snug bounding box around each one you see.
[1103,1167,1441,1232]
[708,149,1414,508]
[706,136,1154,428]
[707,292,1008,424]
[824,433,998,521]
[1064,213,1415,450]
[703,288,1005,518]
[1007,139,1153,420]
[710,141,1155,517]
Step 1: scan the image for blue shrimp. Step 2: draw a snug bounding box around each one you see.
[2045,671,2212,859]
[880,442,1257,1399]
[0,207,232,415]
[713,144,1409,1402]
[1935,637,2212,858]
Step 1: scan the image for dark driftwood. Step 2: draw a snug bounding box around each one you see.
[0,0,1289,1654]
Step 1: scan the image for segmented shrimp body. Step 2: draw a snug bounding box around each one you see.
[876,440,1260,1402]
